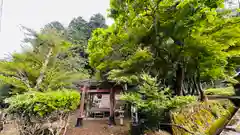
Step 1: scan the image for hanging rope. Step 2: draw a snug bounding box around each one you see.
[0,0,3,32]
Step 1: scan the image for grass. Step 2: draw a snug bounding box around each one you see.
[205,87,235,96]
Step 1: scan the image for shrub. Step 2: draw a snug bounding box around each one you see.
[121,74,197,131]
[166,96,197,109]
[5,90,80,135]
[205,87,235,96]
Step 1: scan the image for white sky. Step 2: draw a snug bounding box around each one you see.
[0,0,113,58]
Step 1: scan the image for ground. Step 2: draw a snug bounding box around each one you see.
[0,118,130,135]
[66,119,130,135]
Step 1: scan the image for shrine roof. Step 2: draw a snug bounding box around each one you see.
[74,79,122,88]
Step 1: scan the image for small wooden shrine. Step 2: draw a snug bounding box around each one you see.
[74,79,127,127]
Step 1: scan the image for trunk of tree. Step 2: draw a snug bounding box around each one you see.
[193,77,199,95]
[188,79,193,95]
[34,47,53,90]
[182,83,186,96]
[109,88,116,125]
[175,64,184,96]
[196,68,207,102]
[184,81,188,95]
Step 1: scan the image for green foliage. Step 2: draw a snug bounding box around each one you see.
[5,90,80,118]
[0,29,89,94]
[42,21,65,33]
[120,73,196,129]
[167,96,197,109]
[171,100,235,135]
[67,16,90,45]
[4,90,80,135]
[88,0,240,96]
[89,13,107,32]
[205,87,235,96]
[121,74,197,109]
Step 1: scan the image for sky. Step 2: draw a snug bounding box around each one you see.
[0,0,113,58]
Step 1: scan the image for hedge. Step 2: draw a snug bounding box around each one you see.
[5,90,80,118]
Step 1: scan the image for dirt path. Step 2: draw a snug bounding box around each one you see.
[0,119,130,135]
[66,119,130,135]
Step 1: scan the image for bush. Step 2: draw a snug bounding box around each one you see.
[205,87,235,96]
[121,74,197,131]
[5,90,80,135]
[166,96,197,109]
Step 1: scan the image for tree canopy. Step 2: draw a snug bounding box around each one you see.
[88,0,240,100]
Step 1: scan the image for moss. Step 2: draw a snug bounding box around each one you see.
[171,100,235,135]
[205,87,235,96]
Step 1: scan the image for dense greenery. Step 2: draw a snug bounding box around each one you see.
[0,29,88,94]
[1,0,240,134]
[121,74,197,130]
[5,90,80,118]
[5,90,80,135]
[0,12,109,135]
[121,74,197,110]
[86,0,240,133]
[88,0,240,101]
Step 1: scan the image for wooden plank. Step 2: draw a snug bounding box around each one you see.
[79,85,87,118]
[80,88,111,93]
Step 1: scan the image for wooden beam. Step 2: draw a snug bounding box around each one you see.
[76,85,87,127]
[109,88,116,125]
[79,85,87,117]
[80,88,115,93]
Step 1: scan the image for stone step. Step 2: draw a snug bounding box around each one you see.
[220,109,240,135]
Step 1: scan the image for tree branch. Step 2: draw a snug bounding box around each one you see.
[34,47,53,90]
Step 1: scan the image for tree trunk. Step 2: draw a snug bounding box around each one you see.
[190,78,195,95]
[34,47,53,90]
[196,69,207,102]
[193,77,199,96]
[175,64,184,96]
[109,88,116,125]
[182,84,186,96]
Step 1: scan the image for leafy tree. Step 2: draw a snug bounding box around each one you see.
[66,14,108,77]
[67,16,89,45]
[121,73,196,130]
[88,0,240,100]
[0,28,88,94]
[88,13,107,33]
[0,27,88,135]
[42,21,65,32]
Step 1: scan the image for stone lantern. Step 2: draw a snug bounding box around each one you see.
[119,106,125,126]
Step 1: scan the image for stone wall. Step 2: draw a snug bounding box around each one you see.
[171,100,235,135]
